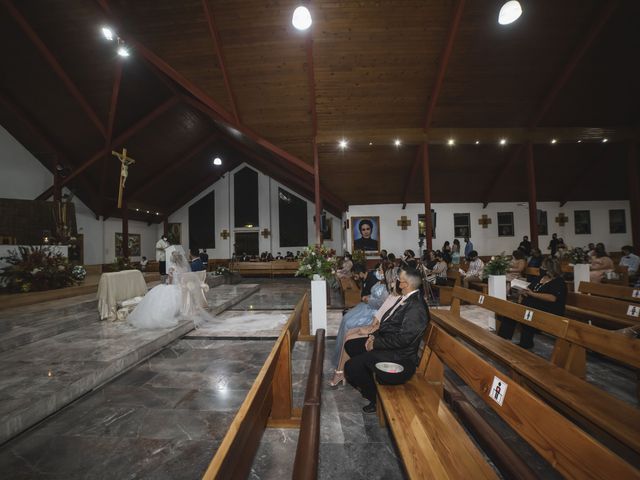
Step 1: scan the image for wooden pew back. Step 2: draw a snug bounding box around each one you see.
[423,324,640,479]
[567,291,640,326]
[579,281,640,304]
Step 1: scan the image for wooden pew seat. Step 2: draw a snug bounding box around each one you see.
[338,276,361,308]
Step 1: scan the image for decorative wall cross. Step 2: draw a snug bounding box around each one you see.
[112,147,136,209]
[555,213,569,226]
[220,229,230,240]
[478,214,492,228]
[396,216,411,230]
[261,228,271,238]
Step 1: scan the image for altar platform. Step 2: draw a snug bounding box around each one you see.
[0,282,259,444]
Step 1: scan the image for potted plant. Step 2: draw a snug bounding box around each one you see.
[296,245,337,333]
[483,254,509,330]
[564,247,590,291]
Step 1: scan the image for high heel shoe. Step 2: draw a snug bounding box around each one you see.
[329,370,345,388]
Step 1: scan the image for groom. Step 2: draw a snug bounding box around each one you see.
[155,234,170,283]
[343,266,429,413]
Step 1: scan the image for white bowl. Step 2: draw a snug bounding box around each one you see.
[375,362,404,374]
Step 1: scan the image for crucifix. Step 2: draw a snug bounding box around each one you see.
[555,213,569,226]
[112,147,136,209]
[396,216,411,230]
[478,214,492,228]
[220,229,230,240]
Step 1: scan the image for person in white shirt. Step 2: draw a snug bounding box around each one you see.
[620,245,640,278]
[460,250,484,289]
[155,234,170,281]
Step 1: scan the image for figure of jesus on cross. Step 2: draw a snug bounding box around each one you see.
[112,147,136,209]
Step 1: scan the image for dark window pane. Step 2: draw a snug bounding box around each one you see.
[235,232,259,256]
[537,210,548,236]
[188,191,215,251]
[497,212,514,237]
[418,211,436,239]
[454,213,470,238]
[574,210,591,235]
[279,188,308,247]
[234,167,259,228]
[609,209,626,234]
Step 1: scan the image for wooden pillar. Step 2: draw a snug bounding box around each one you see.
[163,217,169,236]
[525,142,539,249]
[122,200,129,259]
[422,143,433,251]
[628,142,640,252]
[313,138,322,245]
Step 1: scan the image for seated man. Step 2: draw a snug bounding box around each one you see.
[620,245,639,281]
[460,250,484,288]
[189,250,206,271]
[343,267,429,413]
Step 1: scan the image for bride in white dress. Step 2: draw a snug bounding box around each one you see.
[128,250,210,329]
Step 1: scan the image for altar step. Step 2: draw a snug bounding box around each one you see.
[0,283,260,445]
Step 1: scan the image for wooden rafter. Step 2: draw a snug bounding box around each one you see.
[99,60,124,214]
[401,0,465,207]
[483,0,619,205]
[201,0,240,124]
[2,0,107,138]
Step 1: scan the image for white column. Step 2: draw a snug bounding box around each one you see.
[310,278,327,334]
[488,274,507,331]
[573,264,590,293]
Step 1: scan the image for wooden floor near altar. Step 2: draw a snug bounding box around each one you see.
[0,278,636,479]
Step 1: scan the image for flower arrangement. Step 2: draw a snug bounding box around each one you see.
[351,249,366,266]
[482,253,510,278]
[108,257,133,272]
[214,266,231,276]
[0,246,79,293]
[71,265,87,281]
[295,245,337,280]
[563,247,590,265]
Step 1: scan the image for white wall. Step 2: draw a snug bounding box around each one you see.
[347,201,633,257]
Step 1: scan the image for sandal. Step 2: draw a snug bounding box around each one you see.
[329,370,345,388]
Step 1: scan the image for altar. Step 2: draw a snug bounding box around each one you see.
[0,245,69,270]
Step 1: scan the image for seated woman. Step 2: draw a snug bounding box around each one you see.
[426,251,448,284]
[590,243,614,283]
[330,264,389,386]
[506,249,527,282]
[336,252,354,278]
[329,281,400,388]
[497,257,567,349]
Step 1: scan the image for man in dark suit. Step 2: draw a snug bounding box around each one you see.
[344,266,429,413]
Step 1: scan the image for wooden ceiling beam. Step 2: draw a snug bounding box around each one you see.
[201,0,240,124]
[58,96,179,188]
[483,1,619,205]
[401,0,465,208]
[317,127,638,146]
[97,0,315,177]
[0,92,100,213]
[3,0,107,138]
[99,60,124,215]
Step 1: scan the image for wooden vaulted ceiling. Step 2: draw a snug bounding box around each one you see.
[1,0,639,223]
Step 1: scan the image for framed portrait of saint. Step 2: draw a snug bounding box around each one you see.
[168,223,181,245]
[115,233,141,257]
[351,216,380,255]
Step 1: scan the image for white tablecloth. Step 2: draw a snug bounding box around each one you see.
[97,270,148,320]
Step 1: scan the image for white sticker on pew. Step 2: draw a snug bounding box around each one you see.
[627,305,640,318]
[489,376,508,407]
[523,309,534,322]
[632,289,640,299]
[477,295,485,305]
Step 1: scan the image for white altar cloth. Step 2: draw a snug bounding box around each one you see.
[97,270,148,321]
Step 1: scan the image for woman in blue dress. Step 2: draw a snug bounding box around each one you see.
[330,265,388,386]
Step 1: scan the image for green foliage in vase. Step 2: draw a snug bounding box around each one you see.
[482,253,510,278]
[563,247,590,265]
[0,246,80,293]
[295,245,337,280]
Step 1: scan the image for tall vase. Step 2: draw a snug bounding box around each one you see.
[311,274,327,334]
[487,274,507,331]
[573,263,590,293]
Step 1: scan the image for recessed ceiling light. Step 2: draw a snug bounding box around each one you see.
[394,139,402,147]
[155,212,159,215]
[498,1,522,25]
[213,157,222,166]
[475,140,480,145]
[101,26,114,41]
[292,6,312,30]
[499,138,507,146]
[551,139,557,144]
[447,138,455,146]
[338,139,348,150]
[577,140,582,143]
[369,142,373,146]
[135,208,139,211]
[116,45,130,57]
[602,138,608,143]
[146,210,150,214]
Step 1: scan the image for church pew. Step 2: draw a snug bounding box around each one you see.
[231,261,274,278]
[429,267,461,306]
[202,293,312,479]
[376,323,640,479]
[338,275,361,308]
[431,286,640,461]
[603,264,630,286]
[579,281,640,304]
[566,291,640,329]
[271,259,299,276]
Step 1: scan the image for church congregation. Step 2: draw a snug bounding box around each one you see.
[1,0,639,478]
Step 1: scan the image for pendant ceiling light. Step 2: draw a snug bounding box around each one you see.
[292,6,312,30]
[498,1,522,25]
